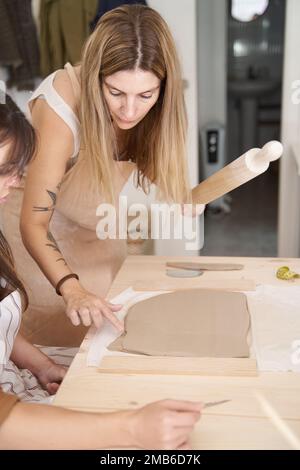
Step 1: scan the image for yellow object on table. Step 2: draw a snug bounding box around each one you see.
[276,266,300,280]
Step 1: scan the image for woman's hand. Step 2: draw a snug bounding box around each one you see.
[128,399,203,450]
[36,361,67,395]
[11,333,66,395]
[60,280,123,331]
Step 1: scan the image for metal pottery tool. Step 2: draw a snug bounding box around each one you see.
[203,399,231,409]
[191,141,283,204]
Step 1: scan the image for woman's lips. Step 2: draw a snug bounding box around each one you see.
[118,117,136,124]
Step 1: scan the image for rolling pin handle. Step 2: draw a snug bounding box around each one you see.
[246,141,283,174]
[254,140,283,164]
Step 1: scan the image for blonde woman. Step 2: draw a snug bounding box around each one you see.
[2,5,200,346]
[0,95,203,450]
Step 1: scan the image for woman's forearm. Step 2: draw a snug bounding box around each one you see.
[10,333,52,376]
[0,402,135,450]
[20,219,123,330]
[20,222,79,290]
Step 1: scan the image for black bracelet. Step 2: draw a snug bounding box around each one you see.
[55,273,79,296]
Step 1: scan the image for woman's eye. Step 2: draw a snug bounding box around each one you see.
[109,90,152,99]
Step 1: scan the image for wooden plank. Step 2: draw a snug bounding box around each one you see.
[166,262,244,271]
[133,278,256,291]
[98,356,258,377]
[107,256,300,299]
[55,366,300,421]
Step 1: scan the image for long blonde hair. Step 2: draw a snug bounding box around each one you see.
[77,4,191,204]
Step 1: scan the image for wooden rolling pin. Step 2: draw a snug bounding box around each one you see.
[192,140,283,204]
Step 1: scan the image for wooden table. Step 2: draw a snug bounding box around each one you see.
[54,256,300,450]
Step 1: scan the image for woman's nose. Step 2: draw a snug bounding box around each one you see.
[121,99,136,120]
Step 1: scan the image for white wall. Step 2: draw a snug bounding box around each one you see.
[278,0,300,256]
[149,0,199,188]
[149,0,200,256]
[196,0,227,216]
[197,0,227,132]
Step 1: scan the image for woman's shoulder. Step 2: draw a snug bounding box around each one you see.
[28,66,81,159]
[0,287,21,308]
[52,68,79,115]
[29,66,79,118]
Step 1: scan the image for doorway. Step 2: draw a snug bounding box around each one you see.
[201,0,286,256]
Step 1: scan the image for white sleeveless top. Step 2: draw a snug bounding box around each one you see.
[28,64,80,159]
[0,289,47,402]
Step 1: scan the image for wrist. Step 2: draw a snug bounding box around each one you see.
[59,277,81,299]
[56,273,79,296]
[11,334,53,378]
[95,410,139,449]
[30,353,54,379]
[121,409,141,448]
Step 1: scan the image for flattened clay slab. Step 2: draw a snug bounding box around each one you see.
[108,289,250,357]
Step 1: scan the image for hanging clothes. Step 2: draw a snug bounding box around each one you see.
[0,1,21,69]
[39,0,98,77]
[91,0,148,30]
[32,0,42,37]
[0,0,40,90]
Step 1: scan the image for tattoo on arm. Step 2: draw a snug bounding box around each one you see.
[33,190,56,212]
[46,231,67,266]
[33,184,66,265]
[33,183,61,212]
